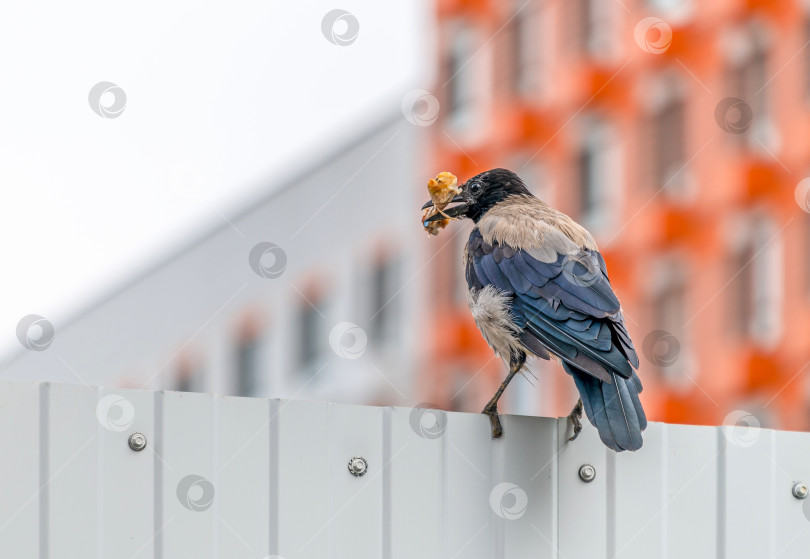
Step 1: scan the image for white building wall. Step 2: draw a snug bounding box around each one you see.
[0,116,425,407]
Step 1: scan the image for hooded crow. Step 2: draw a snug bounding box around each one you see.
[422,168,647,452]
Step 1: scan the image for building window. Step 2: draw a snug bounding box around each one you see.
[652,96,685,192]
[176,373,193,393]
[727,27,774,150]
[175,358,200,393]
[236,335,261,396]
[369,254,401,344]
[732,47,766,137]
[641,71,693,197]
[299,296,325,372]
[805,17,810,98]
[731,216,783,346]
[505,4,538,97]
[750,219,782,343]
[805,214,810,294]
[650,259,688,379]
[578,139,598,217]
[572,0,592,54]
[733,241,755,337]
[444,25,477,131]
[571,0,613,58]
[576,118,620,235]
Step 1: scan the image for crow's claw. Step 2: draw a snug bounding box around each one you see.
[482,405,503,438]
[568,398,584,442]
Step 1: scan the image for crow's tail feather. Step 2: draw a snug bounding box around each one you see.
[564,363,647,452]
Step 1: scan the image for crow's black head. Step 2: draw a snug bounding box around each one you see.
[422,168,532,224]
[460,168,532,222]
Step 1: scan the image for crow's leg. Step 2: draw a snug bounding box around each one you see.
[568,398,584,442]
[481,353,526,439]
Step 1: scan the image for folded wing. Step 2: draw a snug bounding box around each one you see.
[466,228,639,382]
[465,227,646,451]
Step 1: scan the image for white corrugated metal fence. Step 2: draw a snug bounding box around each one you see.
[0,380,808,558]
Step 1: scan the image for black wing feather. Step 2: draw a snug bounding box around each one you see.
[566,364,646,451]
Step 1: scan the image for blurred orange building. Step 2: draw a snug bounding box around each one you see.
[422,0,810,431]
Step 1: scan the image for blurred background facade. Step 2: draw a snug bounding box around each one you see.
[423,0,810,431]
[3,119,425,406]
[5,0,810,432]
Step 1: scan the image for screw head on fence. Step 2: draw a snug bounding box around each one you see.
[348,456,367,477]
[792,482,808,500]
[579,464,596,482]
[128,432,147,451]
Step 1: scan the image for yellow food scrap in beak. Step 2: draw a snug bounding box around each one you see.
[427,171,461,212]
[421,171,459,236]
[421,207,450,236]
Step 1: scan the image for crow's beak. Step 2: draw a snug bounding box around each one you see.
[421,193,469,222]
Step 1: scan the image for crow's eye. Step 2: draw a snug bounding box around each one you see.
[470,183,482,195]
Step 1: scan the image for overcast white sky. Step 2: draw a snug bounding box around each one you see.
[0,1,432,355]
